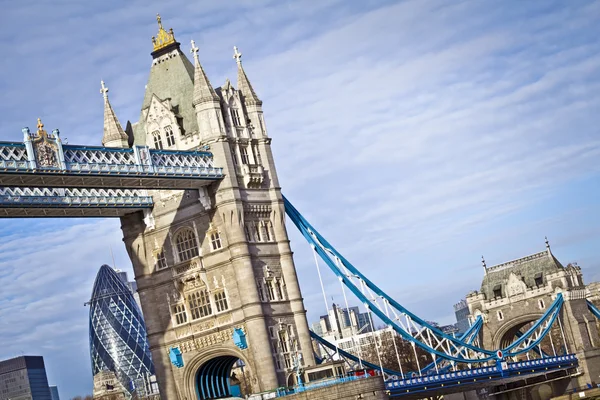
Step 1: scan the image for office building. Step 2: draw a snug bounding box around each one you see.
[0,356,52,400]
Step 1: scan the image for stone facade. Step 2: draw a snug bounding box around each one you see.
[466,244,600,388]
[281,376,388,400]
[113,17,314,399]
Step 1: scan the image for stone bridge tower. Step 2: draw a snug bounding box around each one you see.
[112,16,315,399]
[466,240,600,388]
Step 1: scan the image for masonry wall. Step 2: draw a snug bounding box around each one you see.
[282,376,389,400]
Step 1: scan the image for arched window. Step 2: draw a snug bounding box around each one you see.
[152,130,163,149]
[210,232,222,250]
[175,228,199,261]
[172,304,187,325]
[214,290,228,312]
[165,125,175,147]
[188,290,212,320]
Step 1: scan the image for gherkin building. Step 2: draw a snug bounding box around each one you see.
[89,264,156,396]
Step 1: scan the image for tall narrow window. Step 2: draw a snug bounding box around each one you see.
[279,330,289,352]
[497,310,504,321]
[188,290,212,319]
[262,221,271,242]
[538,299,545,309]
[275,279,284,300]
[172,304,187,325]
[231,108,242,126]
[257,283,265,301]
[254,223,261,242]
[152,130,163,149]
[240,146,250,164]
[245,225,252,242]
[253,145,262,164]
[210,232,222,250]
[214,290,229,312]
[165,125,175,147]
[266,280,276,301]
[231,149,238,165]
[156,249,167,270]
[175,228,199,261]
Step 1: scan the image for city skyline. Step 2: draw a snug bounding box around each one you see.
[1,1,599,398]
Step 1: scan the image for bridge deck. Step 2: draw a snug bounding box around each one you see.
[386,355,578,398]
[0,187,153,217]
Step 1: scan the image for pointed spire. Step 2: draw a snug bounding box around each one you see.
[100,80,128,148]
[233,46,262,106]
[545,236,551,251]
[191,39,219,105]
[482,256,487,274]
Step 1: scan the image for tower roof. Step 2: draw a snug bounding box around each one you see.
[191,39,220,105]
[233,46,262,105]
[100,81,128,147]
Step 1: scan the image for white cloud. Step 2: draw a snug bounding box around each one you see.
[1,0,599,398]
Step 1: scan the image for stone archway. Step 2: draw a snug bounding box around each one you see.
[182,348,254,400]
[493,313,543,350]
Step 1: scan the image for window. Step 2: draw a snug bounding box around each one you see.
[266,279,276,301]
[245,225,252,242]
[497,310,504,321]
[253,145,262,164]
[210,232,222,250]
[279,330,289,352]
[152,130,163,149]
[262,221,272,242]
[156,249,167,270]
[257,283,265,301]
[165,125,175,147]
[214,290,228,312]
[538,299,545,309]
[231,108,242,126]
[172,304,187,325]
[175,228,199,261]
[188,290,212,320]
[275,279,284,300]
[231,149,238,165]
[254,223,261,242]
[534,273,543,287]
[493,285,502,299]
[240,146,250,164]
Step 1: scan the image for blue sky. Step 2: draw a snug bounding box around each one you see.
[1,0,599,398]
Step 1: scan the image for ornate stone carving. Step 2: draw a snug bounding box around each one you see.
[507,272,527,297]
[32,119,59,168]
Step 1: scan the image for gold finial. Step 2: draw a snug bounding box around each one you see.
[37,118,44,131]
[36,118,48,137]
[152,14,176,51]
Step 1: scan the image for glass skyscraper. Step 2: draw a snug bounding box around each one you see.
[0,356,52,400]
[89,264,156,397]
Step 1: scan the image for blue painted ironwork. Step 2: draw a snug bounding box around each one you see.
[284,196,564,364]
[0,187,152,209]
[587,300,600,320]
[385,354,578,396]
[233,328,248,350]
[169,347,184,368]
[195,356,239,399]
[0,130,223,187]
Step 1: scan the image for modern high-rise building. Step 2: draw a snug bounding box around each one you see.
[312,303,373,341]
[453,299,470,334]
[88,264,158,397]
[0,356,52,400]
[49,385,60,400]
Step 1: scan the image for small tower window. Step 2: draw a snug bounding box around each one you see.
[261,221,271,242]
[210,232,222,250]
[188,290,212,319]
[257,283,265,302]
[155,248,167,270]
[165,125,175,147]
[172,304,187,325]
[175,228,199,262]
[275,279,284,300]
[254,223,262,242]
[214,290,228,312]
[231,108,242,126]
[493,285,502,299]
[497,310,504,321]
[240,146,250,164]
[253,145,262,164]
[266,279,276,301]
[152,130,164,149]
[538,299,545,309]
[231,149,238,166]
[534,273,543,287]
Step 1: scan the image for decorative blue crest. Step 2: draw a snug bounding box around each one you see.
[169,347,184,368]
[233,328,248,350]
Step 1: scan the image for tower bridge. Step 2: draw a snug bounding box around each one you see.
[1,15,599,400]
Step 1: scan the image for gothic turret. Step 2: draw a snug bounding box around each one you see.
[191,39,225,140]
[233,46,262,106]
[100,81,129,148]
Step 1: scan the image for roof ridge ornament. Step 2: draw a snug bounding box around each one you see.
[100,80,109,100]
[545,236,551,251]
[190,39,199,63]
[233,46,242,65]
[152,14,176,51]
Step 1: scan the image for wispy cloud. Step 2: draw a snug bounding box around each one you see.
[1,0,599,398]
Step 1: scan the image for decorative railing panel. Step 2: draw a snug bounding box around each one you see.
[0,187,153,208]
